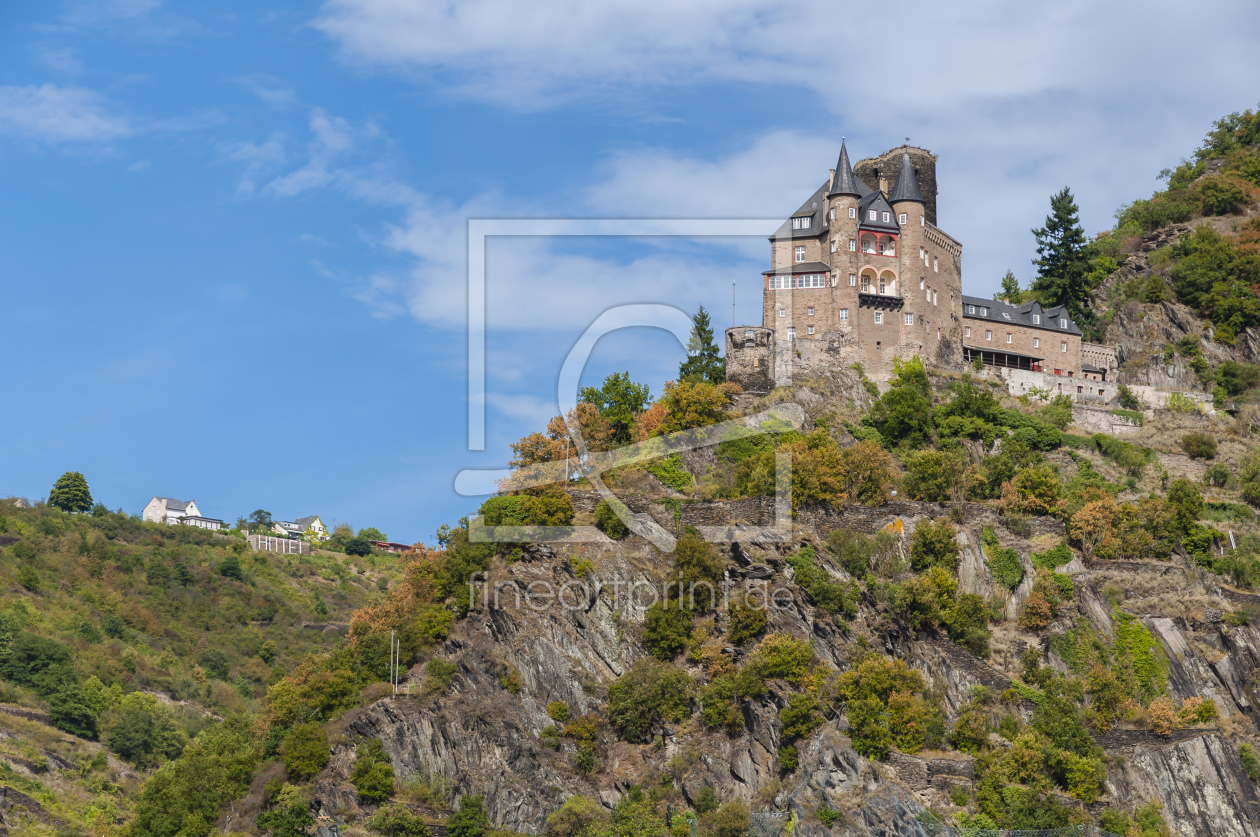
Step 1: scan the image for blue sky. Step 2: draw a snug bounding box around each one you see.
[2,0,1259,543]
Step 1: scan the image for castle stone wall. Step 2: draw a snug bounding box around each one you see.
[854,145,938,226]
[724,327,776,393]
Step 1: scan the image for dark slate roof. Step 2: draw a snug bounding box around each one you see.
[888,149,924,204]
[158,497,191,511]
[762,261,830,275]
[1082,364,1104,373]
[857,191,900,233]
[294,516,321,529]
[961,294,1082,336]
[855,174,873,196]
[770,182,828,241]
[827,141,863,197]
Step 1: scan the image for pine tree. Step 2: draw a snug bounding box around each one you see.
[1029,188,1092,326]
[678,306,725,385]
[994,271,1024,305]
[48,471,93,513]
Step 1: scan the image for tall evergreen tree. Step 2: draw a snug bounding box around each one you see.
[994,270,1025,304]
[1029,188,1092,326]
[678,305,725,385]
[48,471,93,513]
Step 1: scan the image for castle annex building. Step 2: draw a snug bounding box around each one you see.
[725,141,1116,396]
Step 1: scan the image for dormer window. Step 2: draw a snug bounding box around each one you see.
[791,216,811,230]
[868,210,877,221]
[1060,318,1068,329]
[882,212,890,223]
[967,305,975,314]
[980,307,989,317]
[1032,314,1041,324]
[1002,312,1011,320]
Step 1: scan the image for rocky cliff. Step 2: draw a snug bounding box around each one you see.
[310,492,1260,837]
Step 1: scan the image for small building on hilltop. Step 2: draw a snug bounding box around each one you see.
[272,515,329,541]
[142,497,224,530]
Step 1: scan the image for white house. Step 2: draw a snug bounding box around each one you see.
[142,497,225,530]
[272,515,329,542]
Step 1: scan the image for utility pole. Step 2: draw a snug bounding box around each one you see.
[732,280,736,329]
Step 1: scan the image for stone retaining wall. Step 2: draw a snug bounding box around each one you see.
[1093,727,1216,750]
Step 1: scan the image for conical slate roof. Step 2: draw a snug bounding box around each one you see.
[827,140,862,197]
[888,149,924,204]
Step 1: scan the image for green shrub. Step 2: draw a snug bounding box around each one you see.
[279,723,329,780]
[423,658,459,695]
[910,518,959,572]
[543,795,607,837]
[1118,384,1141,411]
[642,602,692,660]
[1240,742,1260,784]
[778,693,823,740]
[787,546,858,619]
[448,795,489,837]
[776,743,799,771]
[1204,462,1231,488]
[648,455,693,490]
[745,633,813,683]
[1112,409,1144,426]
[607,659,693,741]
[350,739,395,804]
[903,449,966,502]
[986,547,1023,589]
[726,601,767,645]
[1031,542,1073,571]
[367,804,431,837]
[1181,432,1217,459]
[101,692,189,768]
[593,499,630,539]
[258,798,314,837]
[693,786,719,815]
[546,701,570,723]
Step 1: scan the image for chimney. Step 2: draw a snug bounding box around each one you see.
[828,168,835,190]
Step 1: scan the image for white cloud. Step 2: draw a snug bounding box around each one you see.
[0,84,130,143]
[34,46,84,75]
[312,0,1260,115]
[236,75,299,109]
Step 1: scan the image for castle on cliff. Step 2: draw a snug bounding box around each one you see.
[725,141,1117,397]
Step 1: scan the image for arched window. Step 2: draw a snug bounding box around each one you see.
[879,271,897,297]
[879,235,897,256]
[860,270,874,293]
[860,233,877,254]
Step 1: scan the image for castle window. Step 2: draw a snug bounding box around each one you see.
[1061,341,1067,352]
[1060,318,1067,329]
[868,210,877,221]
[795,246,805,263]
[933,257,939,272]
[904,313,914,326]
[967,305,975,314]
[878,278,886,294]
[920,278,925,290]
[898,213,907,225]
[830,209,835,221]
[861,234,877,253]
[980,307,989,317]
[839,308,848,321]
[920,247,925,260]
[831,239,837,253]
[882,212,890,223]
[920,215,925,226]
[848,273,856,286]
[744,330,755,347]
[876,341,881,350]
[848,207,856,219]
[796,274,824,288]
[768,276,790,290]
[860,276,870,293]
[986,330,992,341]
[807,326,814,335]
[849,239,856,252]
[808,307,815,316]
[874,312,883,324]
[878,235,896,256]
[787,327,795,340]
[1032,314,1041,324]
[932,290,938,306]
[965,327,971,337]
[791,216,811,230]
[779,309,786,317]
[1034,337,1039,348]
[1006,333,1012,343]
